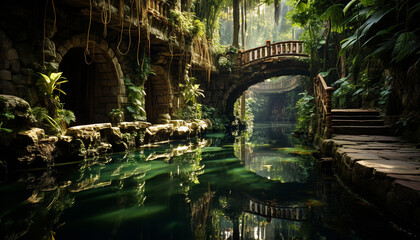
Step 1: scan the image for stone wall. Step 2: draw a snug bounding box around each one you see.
[0,30,33,99]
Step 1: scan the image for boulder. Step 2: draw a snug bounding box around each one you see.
[119,121,151,132]
[173,126,190,139]
[0,94,34,130]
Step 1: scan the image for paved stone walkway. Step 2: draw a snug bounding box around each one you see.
[321,135,420,227]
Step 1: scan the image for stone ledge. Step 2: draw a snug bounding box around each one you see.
[320,134,420,227]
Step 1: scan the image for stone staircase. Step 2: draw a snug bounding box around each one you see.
[331,109,392,135]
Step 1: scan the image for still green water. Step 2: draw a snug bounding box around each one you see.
[0,123,415,239]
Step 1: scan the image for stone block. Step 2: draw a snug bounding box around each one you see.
[0,59,12,70]
[63,41,73,51]
[56,52,62,63]
[107,48,115,58]
[0,81,16,94]
[10,60,20,73]
[102,79,117,87]
[5,49,18,61]
[0,38,13,50]
[99,40,109,51]
[12,74,26,85]
[56,45,67,56]
[0,70,12,81]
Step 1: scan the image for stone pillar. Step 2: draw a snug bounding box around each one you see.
[240,91,246,117]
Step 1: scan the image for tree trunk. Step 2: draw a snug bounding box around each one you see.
[274,0,280,25]
[323,18,331,71]
[233,0,240,48]
[241,0,245,48]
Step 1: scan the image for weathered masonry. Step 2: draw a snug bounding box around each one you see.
[199,40,309,119]
[0,0,211,124]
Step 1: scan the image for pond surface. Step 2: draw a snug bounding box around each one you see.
[0,123,415,239]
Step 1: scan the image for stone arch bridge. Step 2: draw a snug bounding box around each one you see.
[199,40,309,119]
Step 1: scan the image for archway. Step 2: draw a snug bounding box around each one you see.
[59,47,120,124]
[228,75,306,122]
[145,65,174,123]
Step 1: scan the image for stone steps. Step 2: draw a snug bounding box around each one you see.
[332,119,385,126]
[331,109,392,135]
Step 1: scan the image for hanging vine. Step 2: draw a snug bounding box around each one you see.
[42,0,56,67]
[84,0,94,65]
[101,0,112,38]
[117,0,133,56]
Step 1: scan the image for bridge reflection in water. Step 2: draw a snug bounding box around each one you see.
[245,199,309,221]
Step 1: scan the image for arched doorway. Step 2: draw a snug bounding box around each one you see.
[145,65,174,123]
[59,47,121,124]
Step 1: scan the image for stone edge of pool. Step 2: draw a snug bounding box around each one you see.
[320,134,420,229]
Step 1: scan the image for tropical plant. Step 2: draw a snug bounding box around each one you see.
[109,108,125,126]
[294,91,314,135]
[202,105,229,131]
[134,55,155,85]
[37,72,68,116]
[30,106,62,134]
[0,101,15,133]
[34,72,76,134]
[179,71,205,120]
[125,78,147,121]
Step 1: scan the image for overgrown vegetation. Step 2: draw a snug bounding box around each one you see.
[33,72,76,134]
[293,91,314,136]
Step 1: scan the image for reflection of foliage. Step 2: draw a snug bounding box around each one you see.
[191,188,214,239]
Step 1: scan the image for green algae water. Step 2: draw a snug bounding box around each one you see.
[0,123,415,239]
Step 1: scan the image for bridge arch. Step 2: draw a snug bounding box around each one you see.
[223,56,309,118]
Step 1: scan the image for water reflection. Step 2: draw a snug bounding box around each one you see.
[236,123,313,183]
[0,123,415,239]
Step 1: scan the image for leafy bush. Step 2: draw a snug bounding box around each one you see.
[294,91,314,135]
[109,108,124,126]
[34,72,76,134]
[202,105,229,132]
[125,78,147,121]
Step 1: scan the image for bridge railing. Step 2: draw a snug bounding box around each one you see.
[149,0,170,18]
[245,199,309,221]
[236,40,306,66]
[314,74,334,138]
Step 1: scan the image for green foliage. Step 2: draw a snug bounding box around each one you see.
[332,75,355,108]
[37,72,68,98]
[180,76,205,105]
[0,104,14,133]
[35,71,75,134]
[178,67,205,121]
[133,55,155,86]
[201,105,229,131]
[58,109,76,125]
[294,91,314,135]
[178,104,202,120]
[37,72,68,116]
[233,96,254,130]
[30,106,62,134]
[109,108,124,125]
[125,78,146,121]
[169,9,206,37]
[215,45,238,71]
